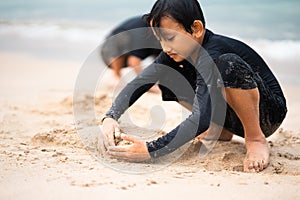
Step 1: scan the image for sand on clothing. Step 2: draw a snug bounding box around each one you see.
[0,52,300,200]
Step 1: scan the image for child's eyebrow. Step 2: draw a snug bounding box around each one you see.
[160,29,176,39]
[161,30,173,35]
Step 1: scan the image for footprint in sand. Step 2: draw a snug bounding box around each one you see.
[277,152,300,161]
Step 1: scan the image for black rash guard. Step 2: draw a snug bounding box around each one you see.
[105,29,287,158]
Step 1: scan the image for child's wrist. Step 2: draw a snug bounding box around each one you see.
[100,116,113,124]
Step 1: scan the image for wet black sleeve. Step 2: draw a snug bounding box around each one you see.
[146,72,212,158]
[146,52,216,158]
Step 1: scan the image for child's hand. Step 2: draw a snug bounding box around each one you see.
[98,118,119,155]
[97,131,109,156]
[107,134,151,162]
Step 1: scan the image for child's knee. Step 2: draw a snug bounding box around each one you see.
[217,53,252,74]
[127,56,142,67]
[216,53,257,89]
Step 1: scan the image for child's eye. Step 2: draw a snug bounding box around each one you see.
[166,36,175,41]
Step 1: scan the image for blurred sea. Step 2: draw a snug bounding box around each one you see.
[0,0,299,84]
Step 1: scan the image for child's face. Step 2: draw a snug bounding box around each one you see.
[151,16,201,63]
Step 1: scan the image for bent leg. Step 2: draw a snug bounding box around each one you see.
[127,55,143,74]
[109,55,126,79]
[223,87,270,172]
[194,123,233,142]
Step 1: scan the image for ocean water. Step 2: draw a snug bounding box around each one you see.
[0,0,299,83]
[0,0,299,39]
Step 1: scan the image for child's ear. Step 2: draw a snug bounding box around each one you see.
[191,20,204,38]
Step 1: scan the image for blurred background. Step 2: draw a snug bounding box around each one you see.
[0,0,299,61]
[0,0,300,76]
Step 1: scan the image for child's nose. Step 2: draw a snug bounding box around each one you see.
[161,41,172,53]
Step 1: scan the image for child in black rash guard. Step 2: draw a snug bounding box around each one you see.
[101,16,161,83]
[99,0,287,172]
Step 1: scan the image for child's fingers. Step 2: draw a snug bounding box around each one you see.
[97,141,105,155]
[107,136,115,147]
[105,127,116,147]
[114,127,121,138]
[97,133,107,155]
[108,145,129,152]
[99,125,113,148]
[120,134,138,143]
[103,134,110,149]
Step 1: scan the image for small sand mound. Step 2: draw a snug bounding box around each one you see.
[31,128,83,148]
[60,96,73,108]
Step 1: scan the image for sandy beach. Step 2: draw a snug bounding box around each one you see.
[0,49,299,200]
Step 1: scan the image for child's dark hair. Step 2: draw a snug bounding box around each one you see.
[144,0,205,34]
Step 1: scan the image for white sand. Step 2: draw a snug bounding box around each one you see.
[0,52,299,200]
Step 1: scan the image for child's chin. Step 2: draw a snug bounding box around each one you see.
[172,56,185,62]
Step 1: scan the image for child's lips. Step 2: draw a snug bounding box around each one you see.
[168,53,178,58]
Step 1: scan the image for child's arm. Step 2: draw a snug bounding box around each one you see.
[146,76,212,158]
[106,76,212,162]
[104,62,163,120]
[99,59,164,154]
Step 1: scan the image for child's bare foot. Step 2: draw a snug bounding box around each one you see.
[195,124,233,142]
[244,138,270,172]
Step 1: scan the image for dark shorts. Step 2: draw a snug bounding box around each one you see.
[158,66,197,106]
[215,53,287,137]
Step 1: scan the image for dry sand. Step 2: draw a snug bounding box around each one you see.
[0,52,300,199]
